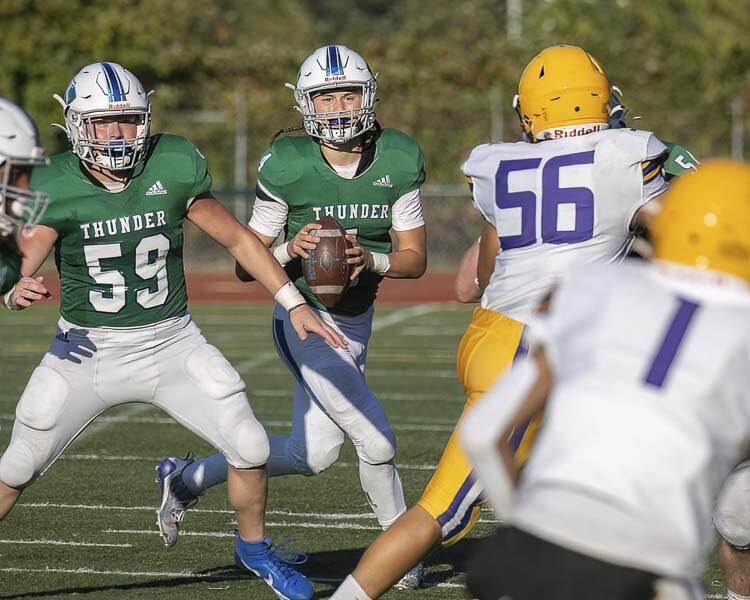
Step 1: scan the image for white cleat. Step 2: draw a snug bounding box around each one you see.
[393,563,425,590]
[155,452,199,547]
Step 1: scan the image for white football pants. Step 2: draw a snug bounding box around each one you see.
[0,314,269,489]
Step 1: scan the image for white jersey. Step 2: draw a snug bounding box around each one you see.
[462,129,668,323]
[511,260,750,578]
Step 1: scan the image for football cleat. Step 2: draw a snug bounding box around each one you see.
[234,534,314,600]
[393,563,425,591]
[155,452,199,547]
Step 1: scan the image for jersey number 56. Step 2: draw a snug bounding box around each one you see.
[495,150,595,249]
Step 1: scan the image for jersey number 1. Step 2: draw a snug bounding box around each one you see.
[644,297,700,388]
[84,233,170,313]
[495,150,595,249]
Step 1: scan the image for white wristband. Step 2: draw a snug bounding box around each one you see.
[274,281,306,313]
[272,242,293,266]
[370,252,391,275]
[3,285,18,310]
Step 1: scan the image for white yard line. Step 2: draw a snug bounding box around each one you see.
[0,538,132,548]
[42,453,441,471]
[17,502,502,525]
[0,566,466,589]
[0,413,455,432]
[106,519,382,533]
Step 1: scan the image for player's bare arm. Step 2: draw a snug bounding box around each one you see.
[347,225,426,280]
[2,224,57,309]
[187,194,345,348]
[460,348,552,516]
[477,221,499,291]
[455,239,481,303]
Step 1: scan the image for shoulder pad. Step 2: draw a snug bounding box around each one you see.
[377,128,423,165]
[256,136,308,189]
[599,129,667,164]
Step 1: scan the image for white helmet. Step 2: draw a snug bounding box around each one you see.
[0,98,48,238]
[54,62,152,171]
[289,45,377,144]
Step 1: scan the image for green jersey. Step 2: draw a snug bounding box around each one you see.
[254,128,425,315]
[31,134,211,327]
[0,238,22,295]
[663,141,699,179]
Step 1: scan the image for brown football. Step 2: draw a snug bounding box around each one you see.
[302,216,353,308]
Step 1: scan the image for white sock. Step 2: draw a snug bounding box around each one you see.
[358,460,407,529]
[330,575,372,600]
[728,590,750,600]
[181,453,228,495]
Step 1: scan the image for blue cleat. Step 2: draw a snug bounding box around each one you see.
[154,453,199,547]
[235,533,314,600]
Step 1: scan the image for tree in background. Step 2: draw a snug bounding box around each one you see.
[1,0,747,184]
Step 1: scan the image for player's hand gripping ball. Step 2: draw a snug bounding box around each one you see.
[302,216,353,307]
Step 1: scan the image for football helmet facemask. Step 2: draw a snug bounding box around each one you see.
[288,45,377,144]
[54,62,152,171]
[0,98,49,238]
[514,45,611,142]
[651,160,750,283]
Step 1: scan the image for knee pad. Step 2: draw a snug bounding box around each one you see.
[16,366,68,431]
[185,345,267,469]
[224,410,270,469]
[287,436,343,475]
[0,437,40,489]
[714,462,750,549]
[185,344,246,400]
[0,366,69,487]
[356,429,397,466]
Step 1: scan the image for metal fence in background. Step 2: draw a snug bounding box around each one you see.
[184,185,480,272]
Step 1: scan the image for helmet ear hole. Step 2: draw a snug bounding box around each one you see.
[574,106,580,112]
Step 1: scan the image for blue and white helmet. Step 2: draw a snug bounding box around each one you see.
[289,45,377,144]
[54,62,152,171]
[0,98,48,238]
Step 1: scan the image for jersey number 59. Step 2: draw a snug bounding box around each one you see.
[495,150,595,249]
[84,233,170,313]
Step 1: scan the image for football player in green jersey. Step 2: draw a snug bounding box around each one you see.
[0,98,49,299]
[156,44,428,588]
[0,62,344,600]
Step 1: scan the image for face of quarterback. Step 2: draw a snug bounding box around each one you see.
[311,88,363,130]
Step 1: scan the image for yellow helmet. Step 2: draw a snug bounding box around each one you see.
[514,45,611,142]
[651,160,750,283]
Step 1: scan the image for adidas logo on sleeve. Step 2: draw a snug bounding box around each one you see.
[373,175,393,188]
[146,180,169,196]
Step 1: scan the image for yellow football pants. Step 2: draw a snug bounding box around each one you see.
[417,307,540,546]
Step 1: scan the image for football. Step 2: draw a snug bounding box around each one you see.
[302,216,353,308]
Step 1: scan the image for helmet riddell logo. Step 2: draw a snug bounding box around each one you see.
[107,102,131,110]
[544,123,608,139]
[324,75,348,82]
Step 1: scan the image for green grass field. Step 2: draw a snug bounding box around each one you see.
[0,302,727,599]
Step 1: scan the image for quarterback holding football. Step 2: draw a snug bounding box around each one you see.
[0,62,343,600]
[156,44,428,589]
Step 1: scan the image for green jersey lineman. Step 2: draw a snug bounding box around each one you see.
[1,62,335,600]
[31,133,208,327]
[253,127,425,314]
